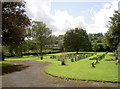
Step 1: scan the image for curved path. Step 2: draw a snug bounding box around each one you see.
[1,60,118,87]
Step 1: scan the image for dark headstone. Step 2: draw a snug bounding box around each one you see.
[71,58,74,62]
[91,62,95,68]
[50,56,52,59]
[61,61,66,65]
[75,57,77,61]
[58,58,60,61]
[89,58,93,60]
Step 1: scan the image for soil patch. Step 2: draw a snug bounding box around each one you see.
[1,65,29,75]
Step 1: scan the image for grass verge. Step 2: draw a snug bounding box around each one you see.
[0,62,16,67]
[5,55,39,61]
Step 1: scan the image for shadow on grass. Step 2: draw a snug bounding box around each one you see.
[1,65,29,75]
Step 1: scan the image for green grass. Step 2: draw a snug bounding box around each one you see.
[5,55,39,61]
[37,52,119,82]
[0,62,16,67]
[4,52,95,61]
[4,52,75,61]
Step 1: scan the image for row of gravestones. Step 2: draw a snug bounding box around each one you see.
[91,52,108,68]
[49,53,96,65]
[50,55,57,59]
[50,53,96,61]
[70,53,96,62]
[89,52,108,61]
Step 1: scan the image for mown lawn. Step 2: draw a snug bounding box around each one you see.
[37,52,119,82]
[4,52,75,61]
[4,52,94,61]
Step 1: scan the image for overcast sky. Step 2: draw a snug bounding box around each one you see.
[25,0,119,36]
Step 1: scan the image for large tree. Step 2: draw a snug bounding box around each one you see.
[63,28,91,53]
[2,1,31,58]
[106,11,120,51]
[31,21,52,60]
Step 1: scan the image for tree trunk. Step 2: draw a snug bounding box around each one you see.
[40,45,43,60]
[2,52,5,61]
[40,56,43,60]
[76,49,79,54]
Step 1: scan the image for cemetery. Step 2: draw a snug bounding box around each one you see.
[1,0,120,87]
[1,51,119,83]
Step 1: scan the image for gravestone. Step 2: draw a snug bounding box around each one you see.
[58,58,60,61]
[71,58,74,62]
[75,57,77,61]
[61,61,66,65]
[50,56,52,59]
[91,62,95,68]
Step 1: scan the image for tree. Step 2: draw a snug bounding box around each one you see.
[92,41,100,52]
[88,33,103,43]
[63,28,91,53]
[102,34,112,52]
[106,11,120,51]
[2,1,31,58]
[50,35,58,50]
[31,21,52,60]
[58,40,64,51]
[58,35,64,51]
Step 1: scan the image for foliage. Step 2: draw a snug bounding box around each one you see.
[2,1,31,58]
[89,33,111,52]
[89,33,103,43]
[92,41,100,52]
[106,11,120,50]
[58,40,64,50]
[63,28,91,53]
[31,21,52,59]
[2,1,31,46]
[50,35,58,45]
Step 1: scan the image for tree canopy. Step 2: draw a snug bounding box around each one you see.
[106,11,120,50]
[63,28,91,53]
[31,21,52,59]
[2,1,31,46]
[2,1,31,58]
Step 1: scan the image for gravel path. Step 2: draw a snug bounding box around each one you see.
[1,60,119,87]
